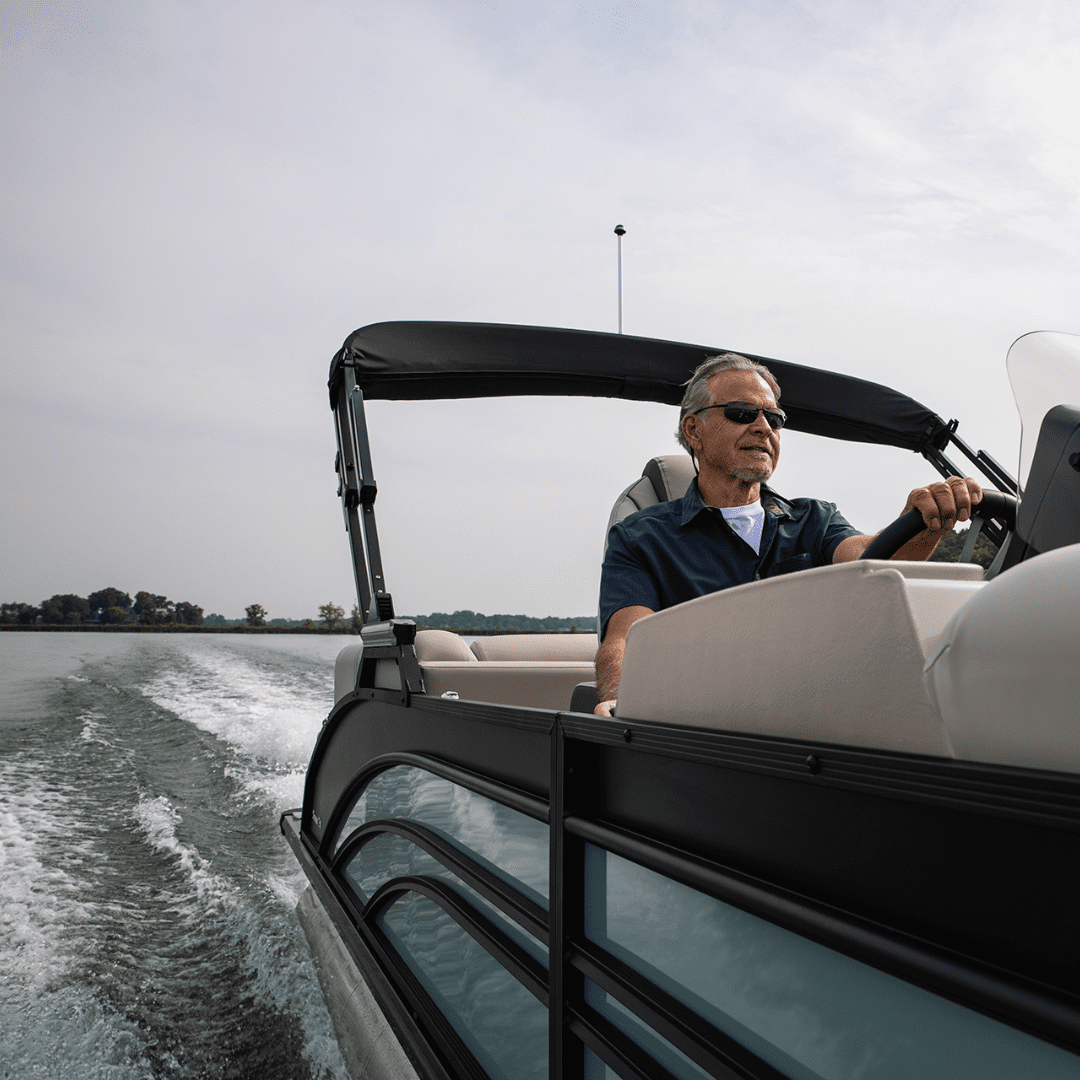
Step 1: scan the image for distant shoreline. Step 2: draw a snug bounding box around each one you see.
[0,625,593,636]
[0,624,354,634]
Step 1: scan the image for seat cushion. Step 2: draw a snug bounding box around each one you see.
[924,543,1080,773]
[415,629,477,662]
[470,634,598,662]
[421,662,597,710]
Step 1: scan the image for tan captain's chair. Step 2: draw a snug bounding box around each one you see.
[571,456,698,711]
[597,455,697,637]
[605,455,697,536]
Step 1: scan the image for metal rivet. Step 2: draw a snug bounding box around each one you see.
[806,754,820,774]
[623,728,632,743]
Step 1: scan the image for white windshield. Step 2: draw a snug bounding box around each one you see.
[1006,331,1080,491]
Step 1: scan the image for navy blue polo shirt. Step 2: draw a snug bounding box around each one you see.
[599,480,860,639]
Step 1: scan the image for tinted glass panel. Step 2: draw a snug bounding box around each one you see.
[379,891,547,1080]
[585,846,1078,1080]
[585,978,712,1080]
[584,1048,616,1079]
[343,832,547,962]
[332,764,548,904]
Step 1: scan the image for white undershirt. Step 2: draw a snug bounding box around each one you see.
[719,500,766,554]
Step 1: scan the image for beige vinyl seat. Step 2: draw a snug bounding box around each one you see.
[924,542,1080,774]
[335,630,598,710]
[597,455,697,636]
[607,454,697,531]
[616,559,986,756]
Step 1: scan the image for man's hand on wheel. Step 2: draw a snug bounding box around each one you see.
[904,477,983,535]
[594,699,617,717]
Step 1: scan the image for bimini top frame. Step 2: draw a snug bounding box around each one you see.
[328,321,1017,622]
[329,321,952,448]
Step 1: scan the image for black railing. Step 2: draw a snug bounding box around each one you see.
[334,818,549,943]
[283,693,1080,1080]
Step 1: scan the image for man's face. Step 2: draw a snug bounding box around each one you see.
[684,370,781,483]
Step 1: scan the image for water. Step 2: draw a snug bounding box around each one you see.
[0,633,352,1080]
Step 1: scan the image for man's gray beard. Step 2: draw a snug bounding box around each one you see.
[731,466,771,483]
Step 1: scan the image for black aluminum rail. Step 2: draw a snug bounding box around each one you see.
[334,818,549,943]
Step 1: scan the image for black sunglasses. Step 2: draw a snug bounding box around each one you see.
[692,401,787,430]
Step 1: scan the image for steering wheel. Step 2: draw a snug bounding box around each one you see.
[859,489,1017,561]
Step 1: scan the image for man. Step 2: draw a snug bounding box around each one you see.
[594,353,982,717]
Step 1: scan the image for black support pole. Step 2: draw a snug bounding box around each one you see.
[551,717,586,1080]
[334,364,393,623]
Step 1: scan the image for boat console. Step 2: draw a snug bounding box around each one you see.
[617,558,985,757]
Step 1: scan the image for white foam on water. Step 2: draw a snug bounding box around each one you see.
[132,793,239,914]
[0,985,152,1080]
[0,761,91,1001]
[129,640,361,1078]
[230,761,310,813]
[241,887,353,1080]
[0,762,152,1079]
[139,641,336,809]
[78,710,112,747]
[128,791,349,1079]
[1,637,353,1079]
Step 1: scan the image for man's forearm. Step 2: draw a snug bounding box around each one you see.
[832,531,941,563]
[595,638,624,704]
[594,606,654,714]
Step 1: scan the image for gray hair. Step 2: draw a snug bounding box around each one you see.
[676,353,781,454]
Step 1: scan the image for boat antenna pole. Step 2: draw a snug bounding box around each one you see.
[614,223,626,334]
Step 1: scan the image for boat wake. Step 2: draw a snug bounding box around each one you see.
[0,634,350,1080]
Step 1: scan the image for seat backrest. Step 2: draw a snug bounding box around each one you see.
[605,454,697,534]
[600,455,697,635]
[470,633,598,662]
[924,542,1080,773]
[335,630,596,710]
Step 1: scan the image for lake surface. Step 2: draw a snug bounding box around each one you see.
[0,632,352,1080]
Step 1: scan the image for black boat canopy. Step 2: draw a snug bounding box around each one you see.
[330,321,952,452]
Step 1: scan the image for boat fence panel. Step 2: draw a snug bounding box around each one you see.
[289,694,1080,1080]
[330,763,550,905]
[582,979,723,1080]
[376,890,549,1080]
[580,845,1080,1080]
[342,831,548,964]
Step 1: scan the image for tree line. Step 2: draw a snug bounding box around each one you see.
[928,526,997,569]
[406,610,595,632]
[237,603,355,629]
[0,592,358,629]
[1,588,205,626]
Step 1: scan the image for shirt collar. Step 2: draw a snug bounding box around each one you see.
[678,478,792,527]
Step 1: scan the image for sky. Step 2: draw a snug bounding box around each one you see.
[2,0,1079,620]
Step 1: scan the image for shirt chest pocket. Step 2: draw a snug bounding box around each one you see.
[767,552,815,577]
